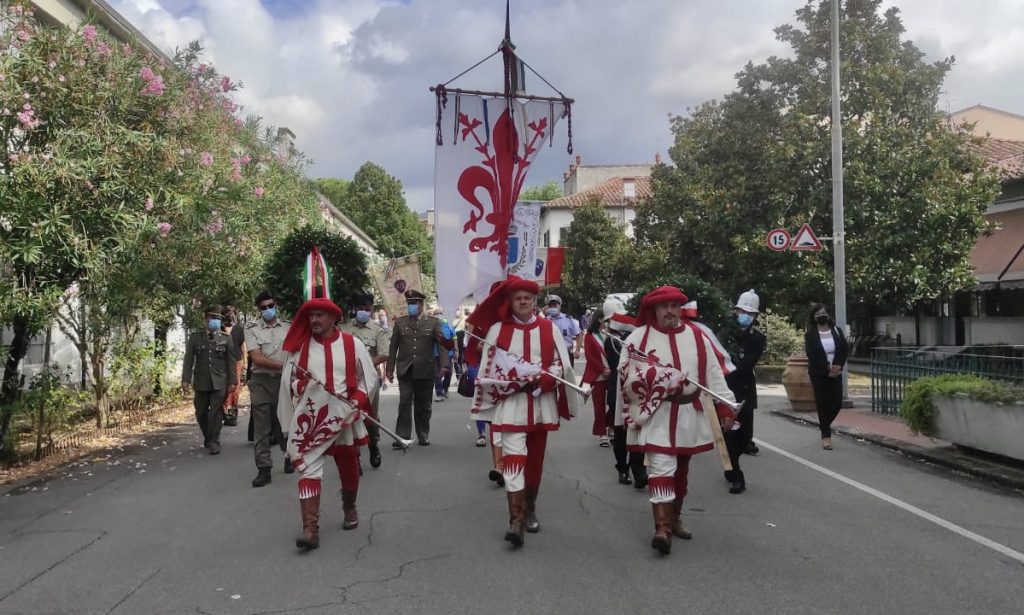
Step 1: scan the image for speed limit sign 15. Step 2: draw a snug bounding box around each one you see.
[766,228,791,252]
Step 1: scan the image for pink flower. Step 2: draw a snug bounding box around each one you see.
[156,222,172,237]
[15,30,29,42]
[144,197,154,211]
[199,152,213,166]
[82,25,97,43]
[141,75,165,96]
[229,158,242,181]
[122,43,131,56]
[78,59,86,66]
[253,186,265,198]
[139,66,155,82]
[240,155,252,165]
[220,76,232,92]
[96,42,110,56]
[58,75,65,82]
[234,118,244,128]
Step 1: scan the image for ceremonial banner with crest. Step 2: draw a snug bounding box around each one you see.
[434,94,568,319]
[373,255,424,320]
[506,201,541,280]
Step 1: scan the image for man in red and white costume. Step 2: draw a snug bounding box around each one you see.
[278,296,377,550]
[468,276,580,547]
[619,286,735,555]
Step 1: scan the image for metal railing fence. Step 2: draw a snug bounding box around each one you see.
[870,346,1024,415]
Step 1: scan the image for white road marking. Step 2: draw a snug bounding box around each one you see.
[755,439,1024,566]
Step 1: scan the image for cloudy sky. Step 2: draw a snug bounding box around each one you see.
[109,0,1024,212]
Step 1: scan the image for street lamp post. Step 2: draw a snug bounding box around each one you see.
[830,0,851,405]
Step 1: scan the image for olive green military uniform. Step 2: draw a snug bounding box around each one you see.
[386,314,449,443]
[338,318,390,442]
[182,330,238,450]
[245,319,290,470]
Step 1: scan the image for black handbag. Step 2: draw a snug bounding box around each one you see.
[458,364,478,397]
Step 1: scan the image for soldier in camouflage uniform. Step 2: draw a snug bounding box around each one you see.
[338,289,390,468]
[181,305,238,455]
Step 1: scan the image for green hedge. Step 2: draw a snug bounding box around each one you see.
[899,374,1024,435]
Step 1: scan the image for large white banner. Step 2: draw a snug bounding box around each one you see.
[434,94,567,318]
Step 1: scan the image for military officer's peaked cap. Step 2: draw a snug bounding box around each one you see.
[404,289,427,301]
[204,305,225,318]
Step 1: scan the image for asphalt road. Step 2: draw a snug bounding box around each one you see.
[2,377,1022,615]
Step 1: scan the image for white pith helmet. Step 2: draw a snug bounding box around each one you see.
[735,289,760,314]
[602,296,625,322]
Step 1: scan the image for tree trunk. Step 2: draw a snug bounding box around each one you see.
[0,317,32,451]
[153,323,169,396]
[91,346,109,429]
[34,327,53,461]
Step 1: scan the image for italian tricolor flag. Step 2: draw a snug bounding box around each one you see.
[303,247,331,301]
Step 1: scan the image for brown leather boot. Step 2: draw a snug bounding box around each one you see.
[504,491,525,547]
[341,489,358,530]
[523,485,540,533]
[296,495,320,550]
[671,498,692,540]
[650,502,672,555]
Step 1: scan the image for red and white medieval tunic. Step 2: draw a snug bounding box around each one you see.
[277,330,377,486]
[470,316,580,443]
[619,322,735,456]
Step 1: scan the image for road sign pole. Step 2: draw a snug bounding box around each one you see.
[830,0,851,406]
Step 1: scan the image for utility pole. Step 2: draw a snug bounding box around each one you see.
[830,0,851,405]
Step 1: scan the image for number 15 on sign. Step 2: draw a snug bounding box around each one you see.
[766,228,791,252]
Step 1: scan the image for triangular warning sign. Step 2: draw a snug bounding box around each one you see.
[790,223,823,251]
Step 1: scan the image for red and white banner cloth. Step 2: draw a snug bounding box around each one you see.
[434,94,567,318]
[618,323,734,456]
[470,318,579,443]
[277,331,377,496]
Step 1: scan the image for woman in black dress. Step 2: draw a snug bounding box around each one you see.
[804,303,849,450]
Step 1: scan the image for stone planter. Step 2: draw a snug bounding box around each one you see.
[932,394,1024,462]
[782,353,817,412]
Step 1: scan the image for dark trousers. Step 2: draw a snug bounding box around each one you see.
[365,388,381,442]
[724,400,755,485]
[250,373,284,469]
[611,426,645,479]
[194,389,226,447]
[811,375,843,437]
[434,357,452,396]
[397,377,434,442]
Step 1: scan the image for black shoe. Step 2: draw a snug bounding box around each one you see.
[209,443,221,455]
[418,439,430,446]
[368,442,382,468]
[252,468,271,487]
[284,458,294,474]
[489,469,505,487]
[223,416,237,427]
[729,481,746,494]
[745,441,760,456]
[633,471,648,490]
[618,471,633,485]
[392,440,405,450]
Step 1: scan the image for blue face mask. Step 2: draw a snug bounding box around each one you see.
[547,308,560,318]
[261,307,276,322]
[355,310,371,324]
[737,314,754,328]
[207,318,221,331]
[407,303,419,317]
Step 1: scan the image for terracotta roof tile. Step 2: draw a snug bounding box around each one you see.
[542,176,652,209]
[972,137,1024,180]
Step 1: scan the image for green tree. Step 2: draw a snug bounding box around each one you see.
[519,180,562,201]
[633,0,1000,328]
[343,162,434,274]
[561,197,631,308]
[315,177,350,212]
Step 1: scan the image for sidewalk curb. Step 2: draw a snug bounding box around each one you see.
[769,408,1024,493]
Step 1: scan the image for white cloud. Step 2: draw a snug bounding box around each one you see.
[108,0,1024,213]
